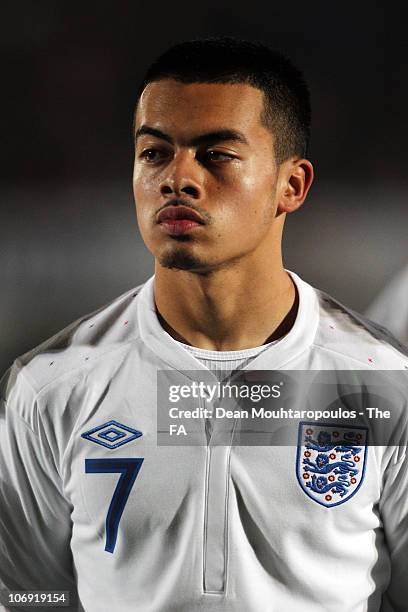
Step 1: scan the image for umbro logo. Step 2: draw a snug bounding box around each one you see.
[81,420,143,449]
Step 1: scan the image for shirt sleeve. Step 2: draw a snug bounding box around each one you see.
[379,448,408,612]
[365,265,408,346]
[0,364,82,612]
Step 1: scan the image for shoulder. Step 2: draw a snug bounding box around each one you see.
[366,264,408,345]
[1,281,149,410]
[312,288,408,369]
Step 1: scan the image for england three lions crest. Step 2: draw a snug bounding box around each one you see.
[296,422,368,507]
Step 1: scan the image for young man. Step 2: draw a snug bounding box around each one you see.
[1,38,408,612]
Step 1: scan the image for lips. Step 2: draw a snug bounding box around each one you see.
[156,205,206,236]
[156,206,205,224]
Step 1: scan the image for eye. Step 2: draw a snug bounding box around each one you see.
[200,150,236,163]
[139,148,167,162]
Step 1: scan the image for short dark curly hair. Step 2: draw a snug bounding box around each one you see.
[135,37,311,164]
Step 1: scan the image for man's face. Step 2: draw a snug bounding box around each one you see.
[133,79,282,273]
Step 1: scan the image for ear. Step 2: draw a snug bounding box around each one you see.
[276,158,314,215]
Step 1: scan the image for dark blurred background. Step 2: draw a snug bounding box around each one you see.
[1,1,407,374]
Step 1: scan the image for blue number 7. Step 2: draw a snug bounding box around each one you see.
[85,458,144,553]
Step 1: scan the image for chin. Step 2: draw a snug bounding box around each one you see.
[154,237,242,274]
[158,246,206,271]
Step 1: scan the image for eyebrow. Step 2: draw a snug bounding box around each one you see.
[135,125,249,147]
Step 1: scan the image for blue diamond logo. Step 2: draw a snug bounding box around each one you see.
[81,420,143,449]
[98,428,126,442]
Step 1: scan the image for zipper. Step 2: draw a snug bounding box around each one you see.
[202,396,235,594]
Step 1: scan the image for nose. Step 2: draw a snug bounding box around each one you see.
[159,150,203,200]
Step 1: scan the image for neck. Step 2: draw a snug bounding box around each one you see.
[154,251,298,351]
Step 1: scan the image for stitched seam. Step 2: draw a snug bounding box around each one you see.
[17,335,142,399]
[311,343,385,368]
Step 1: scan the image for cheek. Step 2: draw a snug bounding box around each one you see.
[240,158,276,197]
[133,168,157,213]
[216,168,274,226]
[133,165,148,194]
[132,178,155,237]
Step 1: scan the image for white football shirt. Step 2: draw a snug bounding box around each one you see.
[1,271,408,612]
[366,264,408,346]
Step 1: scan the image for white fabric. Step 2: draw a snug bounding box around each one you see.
[366,264,408,346]
[176,338,279,377]
[175,340,280,440]
[0,271,408,612]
